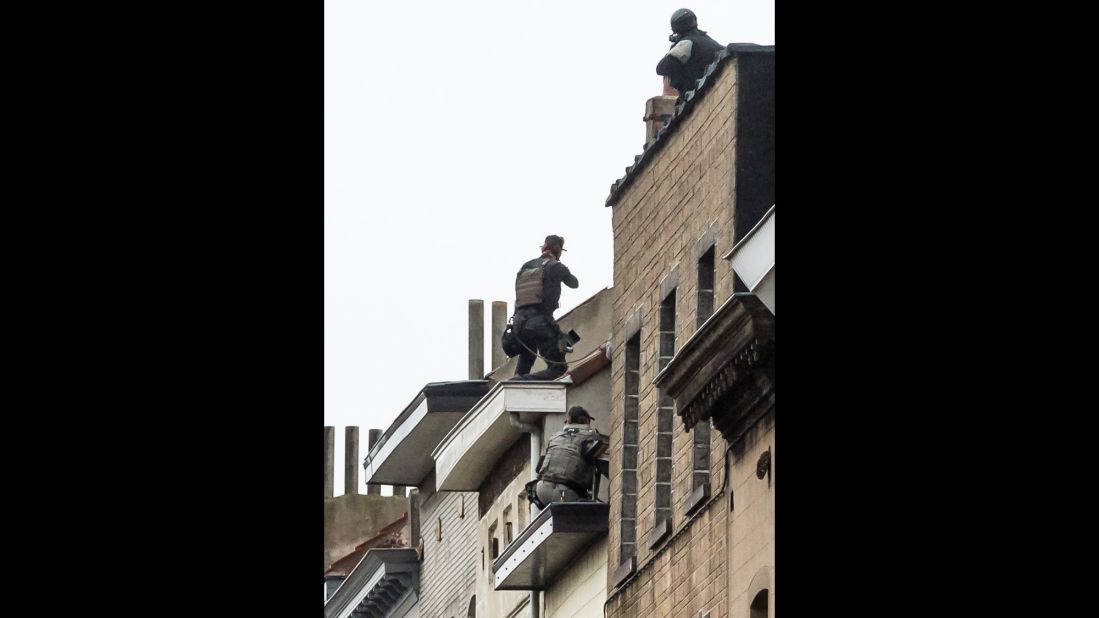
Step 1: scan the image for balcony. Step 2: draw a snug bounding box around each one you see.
[432,381,567,491]
[653,292,774,440]
[491,501,609,591]
[363,380,492,486]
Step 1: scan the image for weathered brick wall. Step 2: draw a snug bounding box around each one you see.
[606,58,740,618]
[607,501,728,618]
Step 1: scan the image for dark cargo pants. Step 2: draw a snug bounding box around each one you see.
[512,307,567,380]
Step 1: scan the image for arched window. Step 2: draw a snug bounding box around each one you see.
[467,595,477,617]
[750,589,768,618]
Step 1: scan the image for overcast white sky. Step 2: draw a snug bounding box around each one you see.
[324,1,774,495]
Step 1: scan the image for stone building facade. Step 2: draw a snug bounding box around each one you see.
[604,45,774,618]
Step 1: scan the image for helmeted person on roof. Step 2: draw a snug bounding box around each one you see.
[533,406,603,505]
[509,235,578,381]
[656,8,725,98]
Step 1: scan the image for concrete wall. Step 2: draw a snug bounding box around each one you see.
[545,536,609,618]
[476,465,534,618]
[488,288,612,380]
[566,366,612,437]
[606,60,741,618]
[419,490,480,618]
[728,411,774,618]
[323,494,410,572]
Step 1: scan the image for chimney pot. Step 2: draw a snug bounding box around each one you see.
[469,299,485,379]
[491,301,507,371]
[367,429,382,495]
[644,95,678,147]
[323,426,335,499]
[344,427,359,495]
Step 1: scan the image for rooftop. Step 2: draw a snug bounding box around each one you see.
[432,381,568,492]
[363,380,493,486]
[324,513,409,578]
[606,44,775,208]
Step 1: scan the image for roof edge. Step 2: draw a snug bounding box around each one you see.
[605,44,774,208]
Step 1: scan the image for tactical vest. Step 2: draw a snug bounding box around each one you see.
[663,31,724,94]
[538,425,599,487]
[515,258,553,309]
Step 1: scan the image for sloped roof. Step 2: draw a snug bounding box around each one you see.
[559,340,610,387]
[606,43,775,207]
[324,512,409,577]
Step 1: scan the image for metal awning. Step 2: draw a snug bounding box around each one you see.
[323,548,419,618]
[492,502,609,590]
[433,381,567,491]
[724,205,774,314]
[363,381,491,486]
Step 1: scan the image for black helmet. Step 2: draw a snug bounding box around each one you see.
[670,8,697,34]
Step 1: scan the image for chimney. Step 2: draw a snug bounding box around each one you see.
[323,426,335,499]
[491,301,507,370]
[367,429,382,495]
[645,85,678,147]
[344,426,359,495]
[468,299,484,379]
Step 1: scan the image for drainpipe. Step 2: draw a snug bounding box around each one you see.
[508,412,542,618]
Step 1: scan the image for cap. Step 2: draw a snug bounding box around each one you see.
[567,406,594,423]
[544,235,567,252]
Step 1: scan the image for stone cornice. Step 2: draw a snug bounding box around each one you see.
[653,293,774,438]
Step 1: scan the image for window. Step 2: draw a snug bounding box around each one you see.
[489,521,499,559]
[655,289,676,529]
[691,420,711,491]
[692,247,716,498]
[697,246,715,327]
[619,331,641,564]
[503,505,513,544]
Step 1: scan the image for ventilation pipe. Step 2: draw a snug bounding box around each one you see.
[344,426,359,495]
[469,299,484,379]
[491,301,507,370]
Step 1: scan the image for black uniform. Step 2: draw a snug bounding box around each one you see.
[656,28,725,96]
[513,253,578,380]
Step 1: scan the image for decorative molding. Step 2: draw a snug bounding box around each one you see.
[653,294,775,442]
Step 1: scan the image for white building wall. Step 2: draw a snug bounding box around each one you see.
[544,536,609,618]
[420,490,480,618]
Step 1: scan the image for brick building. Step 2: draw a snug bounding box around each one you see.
[603,45,774,618]
[324,39,775,618]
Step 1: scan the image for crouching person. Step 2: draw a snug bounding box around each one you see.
[533,406,603,505]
